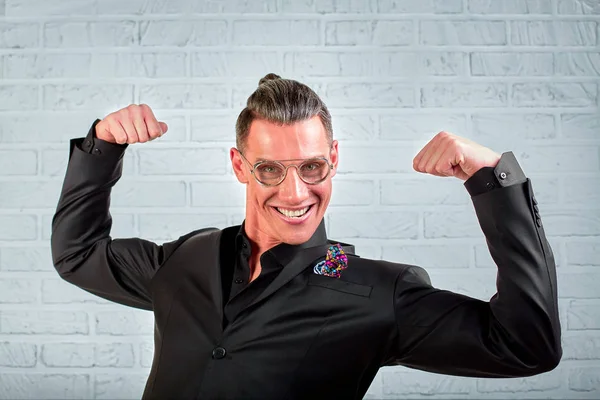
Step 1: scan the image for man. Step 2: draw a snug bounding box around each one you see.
[51,73,561,399]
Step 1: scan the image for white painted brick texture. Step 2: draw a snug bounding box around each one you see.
[0,0,598,398]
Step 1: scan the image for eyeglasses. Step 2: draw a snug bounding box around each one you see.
[237,150,333,187]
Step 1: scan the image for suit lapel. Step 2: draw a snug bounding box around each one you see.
[248,242,355,308]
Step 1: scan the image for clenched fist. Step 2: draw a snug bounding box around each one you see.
[413,131,501,181]
[95,104,168,145]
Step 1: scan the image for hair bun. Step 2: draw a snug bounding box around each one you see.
[258,73,282,86]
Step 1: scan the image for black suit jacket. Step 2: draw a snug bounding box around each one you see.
[51,136,561,399]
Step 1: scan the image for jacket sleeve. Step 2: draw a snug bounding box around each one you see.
[388,177,562,377]
[51,122,164,310]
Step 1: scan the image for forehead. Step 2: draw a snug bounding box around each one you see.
[245,116,329,160]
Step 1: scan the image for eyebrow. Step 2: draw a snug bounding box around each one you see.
[254,156,327,163]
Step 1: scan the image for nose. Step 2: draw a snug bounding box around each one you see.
[278,166,309,204]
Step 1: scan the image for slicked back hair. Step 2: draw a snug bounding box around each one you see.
[235,73,333,152]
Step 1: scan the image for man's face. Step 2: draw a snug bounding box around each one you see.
[230,116,338,246]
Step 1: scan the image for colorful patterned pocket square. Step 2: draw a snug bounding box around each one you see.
[313,243,348,278]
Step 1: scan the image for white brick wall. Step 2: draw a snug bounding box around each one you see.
[0,0,598,398]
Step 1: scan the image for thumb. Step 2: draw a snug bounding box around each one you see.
[159,122,168,134]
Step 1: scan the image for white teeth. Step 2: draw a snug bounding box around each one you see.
[277,207,309,218]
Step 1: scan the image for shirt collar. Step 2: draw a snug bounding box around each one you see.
[235,219,329,266]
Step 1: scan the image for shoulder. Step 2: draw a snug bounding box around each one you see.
[345,255,431,287]
[159,226,230,265]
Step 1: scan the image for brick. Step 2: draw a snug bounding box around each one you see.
[563,334,600,360]
[429,270,497,299]
[190,113,238,142]
[140,20,227,46]
[42,279,111,304]
[559,273,600,298]
[0,181,62,208]
[285,51,371,77]
[95,374,148,399]
[0,342,36,367]
[325,83,415,108]
[567,242,600,266]
[558,0,600,14]
[138,148,227,175]
[472,113,556,140]
[41,148,134,177]
[0,374,89,399]
[41,343,134,367]
[513,83,597,107]
[338,146,416,173]
[6,0,95,15]
[0,22,38,48]
[373,52,418,77]
[330,113,376,140]
[95,310,154,335]
[471,52,553,76]
[281,0,374,13]
[468,0,552,13]
[111,180,186,207]
[328,212,419,239]
[421,83,507,107]
[477,368,561,392]
[42,213,135,240]
[139,84,228,109]
[511,21,597,46]
[377,0,463,13]
[556,52,600,76]
[380,113,467,140]
[0,113,98,143]
[382,370,471,396]
[568,301,600,329]
[193,51,281,77]
[420,52,466,76]
[325,21,413,46]
[43,84,134,110]
[44,21,137,47]
[91,52,187,78]
[191,181,244,208]
[424,211,482,238]
[0,247,53,271]
[544,210,600,237]
[101,0,277,13]
[564,177,600,206]
[382,244,470,268]
[138,213,228,241]
[4,54,91,79]
[420,20,506,45]
[568,367,600,392]
[329,180,375,206]
[0,85,38,110]
[516,146,598,172]
[0,150,37,175]
[233,20,320,45]
[0,279,38,303]
[561,113,600,139]
[0,215,37,240]
[140,342,153,367]
[0,311,88,334]
[381,177,469,205]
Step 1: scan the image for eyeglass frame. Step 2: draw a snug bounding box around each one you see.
[236,149,334,187]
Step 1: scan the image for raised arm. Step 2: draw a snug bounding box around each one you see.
[386,132,561,377]
[51,105,170,310]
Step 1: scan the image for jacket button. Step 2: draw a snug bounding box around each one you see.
[234,278,244,284]
[536,218,542,227]
[532,197,538,205]
[93,148,102,155]
[212,347,226,359]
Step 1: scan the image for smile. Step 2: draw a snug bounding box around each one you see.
[276,206,311,218]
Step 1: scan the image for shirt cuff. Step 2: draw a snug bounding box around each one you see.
[464,151,527,197]
[71,119,128,159]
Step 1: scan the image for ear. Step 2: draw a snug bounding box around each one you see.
[329,140,339,178]
[230,148,249,184]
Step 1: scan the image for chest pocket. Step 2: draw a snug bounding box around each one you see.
[307,274,372,297]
